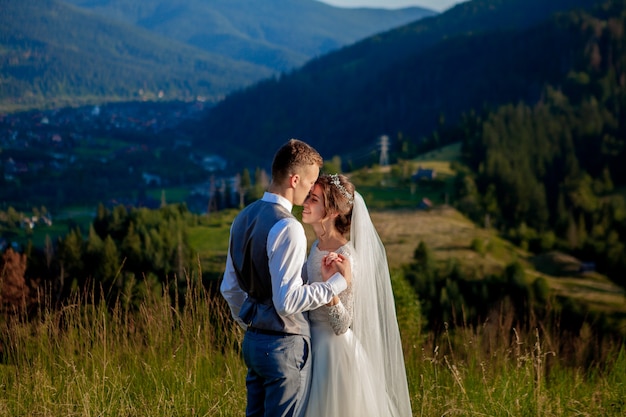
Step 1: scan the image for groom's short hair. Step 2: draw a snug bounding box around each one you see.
[271,139,323,184]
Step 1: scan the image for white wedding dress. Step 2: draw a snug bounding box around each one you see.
[304,242,391,417]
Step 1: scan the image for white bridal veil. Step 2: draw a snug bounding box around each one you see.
[350,191,412,416]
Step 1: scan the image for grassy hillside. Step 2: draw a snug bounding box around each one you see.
[359,142,626,323]
[370,207,626,317]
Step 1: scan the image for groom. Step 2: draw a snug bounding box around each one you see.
[220,138,351,417]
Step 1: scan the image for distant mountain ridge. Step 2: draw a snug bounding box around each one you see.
[64,0,435,72]
[0,0,435,111]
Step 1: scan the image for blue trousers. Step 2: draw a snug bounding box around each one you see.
[242,331,311,417]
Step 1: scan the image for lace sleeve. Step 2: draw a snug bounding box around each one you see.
[328,284,353,335]
[328,246,354,335]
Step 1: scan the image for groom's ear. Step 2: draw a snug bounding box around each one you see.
[289,173,300,188]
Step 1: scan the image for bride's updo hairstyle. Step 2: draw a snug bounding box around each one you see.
[316,174,355,235]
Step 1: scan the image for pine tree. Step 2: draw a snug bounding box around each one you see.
[100,235,120,287]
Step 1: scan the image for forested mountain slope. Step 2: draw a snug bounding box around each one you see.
[0,0,268,110]
[451,0,626,284]
[189,0,600,167]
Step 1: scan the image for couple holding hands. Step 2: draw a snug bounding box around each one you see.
[221,139,412,417]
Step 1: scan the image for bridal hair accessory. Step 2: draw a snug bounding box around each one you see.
[330,174,354,205]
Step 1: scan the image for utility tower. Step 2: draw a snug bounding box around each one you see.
[207,176,218,215]
[379,135,389,166]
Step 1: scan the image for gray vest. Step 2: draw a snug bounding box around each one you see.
[230,199,309,336]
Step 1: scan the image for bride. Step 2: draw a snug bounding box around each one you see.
[301,174,412,417]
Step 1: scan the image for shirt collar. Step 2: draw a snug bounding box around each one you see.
[262,192,293,212]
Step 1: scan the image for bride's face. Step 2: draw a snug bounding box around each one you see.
[302,184,326,225]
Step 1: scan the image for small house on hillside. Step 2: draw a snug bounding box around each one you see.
[142,172,162,187]
[412,166,436,181]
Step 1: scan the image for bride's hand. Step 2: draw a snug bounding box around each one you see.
[320,253,339,281]
[326,295,340,307]
[321,253,351,286]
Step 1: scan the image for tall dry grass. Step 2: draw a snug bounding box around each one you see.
[401,301,626,416]
[1,272,624,416]
[0,279,247,416]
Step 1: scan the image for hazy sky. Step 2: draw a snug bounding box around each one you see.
[317,0,465,12]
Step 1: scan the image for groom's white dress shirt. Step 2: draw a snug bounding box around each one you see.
[221,192,347,330]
